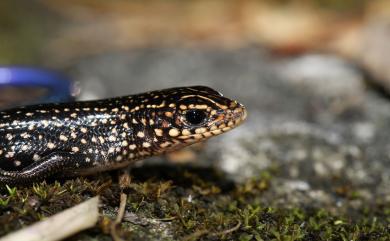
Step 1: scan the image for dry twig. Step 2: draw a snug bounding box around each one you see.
[110,168,131,241]
[0,196,99,241]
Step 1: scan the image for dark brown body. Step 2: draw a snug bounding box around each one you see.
[0,86,246,185]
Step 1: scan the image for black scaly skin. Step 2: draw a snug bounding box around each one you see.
[0,86,247,185]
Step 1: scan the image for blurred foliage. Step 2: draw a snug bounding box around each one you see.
[268,0,368,12]
[0,0,56,65]
[314,0,367,11]
[0,0,385,65]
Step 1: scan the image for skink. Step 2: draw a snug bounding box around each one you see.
[0,86,247,185]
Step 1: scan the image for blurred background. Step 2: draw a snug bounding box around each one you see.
[2,0,390,100]
[2,0,390,204]
[1,0,390,239]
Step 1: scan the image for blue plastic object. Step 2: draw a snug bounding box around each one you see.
[0,67,74,105]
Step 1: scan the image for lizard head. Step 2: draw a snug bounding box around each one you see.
[142,86,247,153]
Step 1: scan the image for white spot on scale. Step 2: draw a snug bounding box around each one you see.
[6,133,13,140]
[210,125,217,131]
[33,154,40,161]
[168,128,180,137]
[182,129,191,136]
[142,142,151,148]
[47,142,55,149]
[192,134,203,140]
[41,120,49,127]
[211,129,222,135]
[154,129,163,136]
[195,127,207,134]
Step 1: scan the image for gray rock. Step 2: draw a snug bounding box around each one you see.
[69,47,389,212]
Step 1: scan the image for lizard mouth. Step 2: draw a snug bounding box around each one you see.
[233,104,247,124]
[181,102,247,141]
[220,103,247,132]
[216,102,247,129]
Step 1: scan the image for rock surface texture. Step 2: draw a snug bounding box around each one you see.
[2,48,388,240]
[72,47,389,212]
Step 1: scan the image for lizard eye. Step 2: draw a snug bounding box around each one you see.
[185,109,207,125]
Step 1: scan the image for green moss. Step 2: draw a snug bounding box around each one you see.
[0,165,388,240]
